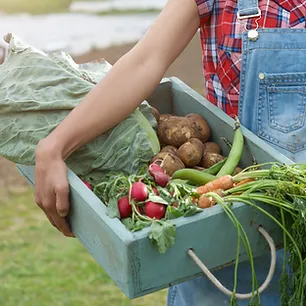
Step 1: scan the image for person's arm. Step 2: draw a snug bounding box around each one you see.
[34,0,200,236]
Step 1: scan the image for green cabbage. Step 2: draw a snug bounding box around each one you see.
[0,34,160,184]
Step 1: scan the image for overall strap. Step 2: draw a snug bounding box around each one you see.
[237,0,261,20]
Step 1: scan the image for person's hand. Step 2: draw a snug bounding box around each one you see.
[34,139,75,237]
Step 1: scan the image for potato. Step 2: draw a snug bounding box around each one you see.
[151,152,168,164]
[151,107,160,122]
[201,152,225,169]
[178,138,204,167]
[159,114,172,125]
[151,152,185,176]
[203,142,222,155]
[186,113,211,143]
[190,138,205,152]
[160,145,178,156]
[157,116,199,147]
[233,167,243,176]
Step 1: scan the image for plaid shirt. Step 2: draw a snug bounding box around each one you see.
[195,0,306,116]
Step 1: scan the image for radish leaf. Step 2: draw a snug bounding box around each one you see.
[148,221,176,254]
[106,197,120,219]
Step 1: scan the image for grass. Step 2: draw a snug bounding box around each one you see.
[95,9,161,16]
[0,189,167,306]
[0,0,161,15]
[0,0,72,14]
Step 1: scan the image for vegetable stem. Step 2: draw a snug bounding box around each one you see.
[226,196,304,303]
[208,193,259,303]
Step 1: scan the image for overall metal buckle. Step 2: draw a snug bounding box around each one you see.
[237,8,262,41]
[237,8,261,21]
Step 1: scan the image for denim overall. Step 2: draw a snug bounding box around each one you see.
[167,0,306,305]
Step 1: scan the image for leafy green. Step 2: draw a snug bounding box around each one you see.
[121,218,134,231]
[165,206,184,219]
[148,221,176,254]
[183,205,203,217]
[223,163,306,305]
[147,195,169,205]
[121,218,151,232]
[0,34,160,185]
[133,220,152,232]
[93,168,203,254]
[106,197,120,219]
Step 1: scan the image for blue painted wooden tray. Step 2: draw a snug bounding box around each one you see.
[17,77,293,299]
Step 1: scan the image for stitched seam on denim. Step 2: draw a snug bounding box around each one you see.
[258,83,306,152]
[258,133,306,152]
[267,86,306,133]
[168,286,178,306]
[247,47,306,51]
[264,82,306,85]
[238,34,248,118]
[261,73,306,84]
[257,29,306,33]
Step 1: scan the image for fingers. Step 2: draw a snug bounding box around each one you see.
[35,194,57,228]
[51,211,75,238]
[34,165,57,229]
[55,184,70,218]
[37,197,75,238]
[44,191,75,238]
[34,163,74,238]
[35,189,58,229]
[54,182,75,237]
[45,212,57,228]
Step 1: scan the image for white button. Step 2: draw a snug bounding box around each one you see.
[248,29,259,41]
[259,73,265,80]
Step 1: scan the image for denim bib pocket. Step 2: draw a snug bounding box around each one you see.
[257,72,306,153]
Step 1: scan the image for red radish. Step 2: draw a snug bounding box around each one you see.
[83,181,92,190]
[136,206,144,214]
[144,201,166,220]
[152,187,159,196]
[118,196,132,219]
[149,163,164,177]
[131,181,148,201]
[153,171,170,187]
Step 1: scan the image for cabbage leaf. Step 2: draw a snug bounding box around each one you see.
[0,34,160,184]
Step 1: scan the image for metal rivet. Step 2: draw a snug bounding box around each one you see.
[248,29,259,41]
[259,73,265,80]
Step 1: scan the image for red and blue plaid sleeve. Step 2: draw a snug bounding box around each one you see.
[194,0,215,26]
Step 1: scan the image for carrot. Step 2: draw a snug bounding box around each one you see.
[198,189,224,208]
[196,175,234,195]
[191,196,199,204]
[233,178,255,187]
[198,194,215,208]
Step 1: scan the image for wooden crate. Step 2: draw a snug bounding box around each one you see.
[17,77,293,299]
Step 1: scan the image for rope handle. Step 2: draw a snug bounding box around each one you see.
[188,226,276,300]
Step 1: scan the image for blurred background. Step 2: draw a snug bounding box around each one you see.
[0,1,204,305]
